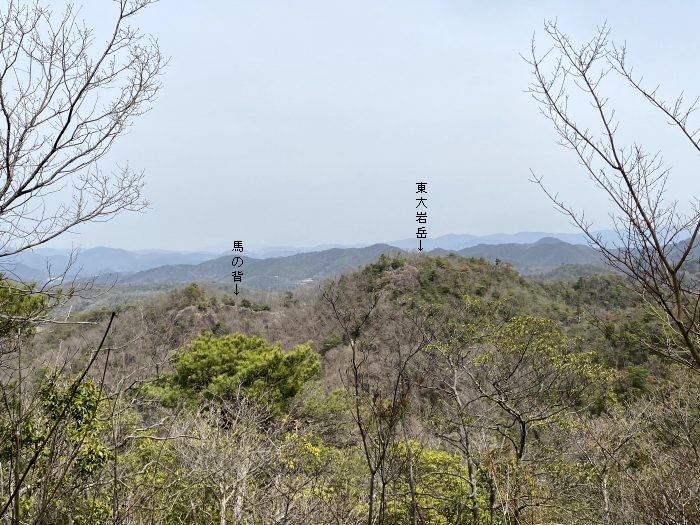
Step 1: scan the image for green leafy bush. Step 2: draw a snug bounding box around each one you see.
[170,333,320,412]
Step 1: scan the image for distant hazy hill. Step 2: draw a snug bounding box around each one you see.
[1,247,220,282]
[2,231,614,283]
[107,240,606,289]
[114,244,403,289]
[428,237,606,275]
[0,236,616,289]
[388,230,616,251]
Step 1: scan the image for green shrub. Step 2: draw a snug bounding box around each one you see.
[170,333,320,413]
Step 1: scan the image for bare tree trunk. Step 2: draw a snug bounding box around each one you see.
[467,457,480,525]
[487,473,496,525]
[401,414,419,525]
[219,489,228,525]
[601,472,611,525]
[12,341,21,525]
[367,472,376,525]
[232,462,250,525]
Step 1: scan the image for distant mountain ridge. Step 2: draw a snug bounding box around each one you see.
[95,240,606,290]
[0,232,617,289]
[0,247,221,283]
[450,237,605,274]
[386,230,617,251]
[113,244,403,289]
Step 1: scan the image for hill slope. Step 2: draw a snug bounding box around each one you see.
[115,244,403,289]
[453,238,605,274]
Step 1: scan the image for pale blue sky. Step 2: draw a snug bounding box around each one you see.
[56,1,700,250]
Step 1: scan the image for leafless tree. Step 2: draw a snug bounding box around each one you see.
[172,398,275,525]
[573,369,700,525]
[0,1,165,522]
[322,269,429,525]
[574,403,647,525]
[0,0,163,260]
[421,298,504,524]
[527,21,700,370]
[0,312,116,524]
[423,298,610,525]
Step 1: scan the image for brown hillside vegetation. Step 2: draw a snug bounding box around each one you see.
[1,253,697,524]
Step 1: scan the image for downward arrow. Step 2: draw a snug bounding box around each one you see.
[234,283,239,295]
[418,239,423,252]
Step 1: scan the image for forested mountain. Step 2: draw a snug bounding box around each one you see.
[454,237,606,273]
[10,240,607,290]
[387,230,617,250]
[2,2,697,523]
[5,252,696,524]
[114,244,403,288]
[115,239,607,287]
[1,236,612,288]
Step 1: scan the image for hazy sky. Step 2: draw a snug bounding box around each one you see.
[54,1,700,251]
